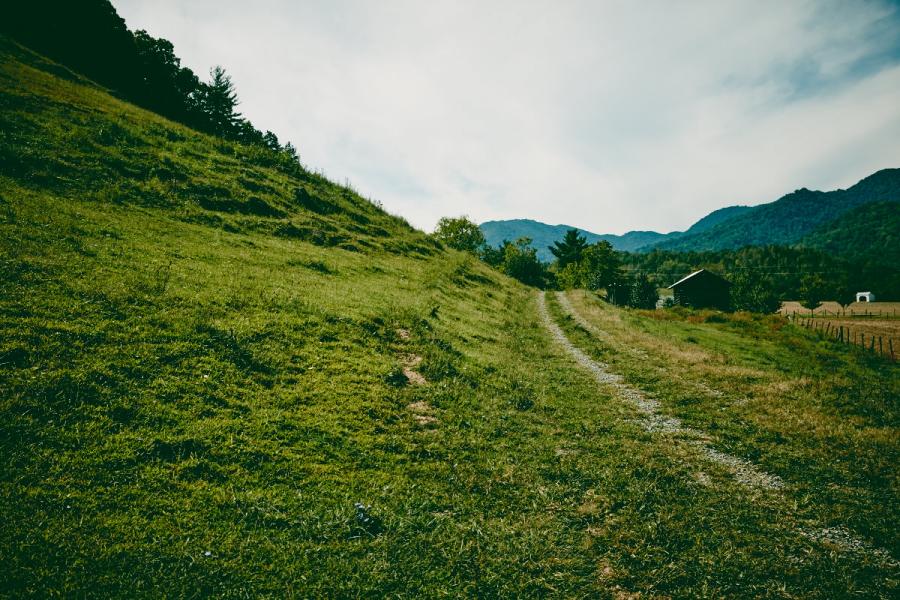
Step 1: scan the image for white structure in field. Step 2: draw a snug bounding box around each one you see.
[855,291,875,302]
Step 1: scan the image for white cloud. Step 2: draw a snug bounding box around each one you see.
[113,0,900,234]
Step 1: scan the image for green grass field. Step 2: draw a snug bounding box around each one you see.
[1,38,897,597]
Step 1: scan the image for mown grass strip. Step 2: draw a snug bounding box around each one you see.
[550,290,899,578]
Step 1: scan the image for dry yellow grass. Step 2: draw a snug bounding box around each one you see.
[798,318,900,359]
[778,301,805,315]
[781,301,900,317]
[564,290,895,461]
[845,302,900,317]
[567,291,771,391]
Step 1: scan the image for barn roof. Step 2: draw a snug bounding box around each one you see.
[667,269,731,289]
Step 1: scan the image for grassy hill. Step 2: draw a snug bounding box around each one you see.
[647,169,900,252]
[1,37,898,597]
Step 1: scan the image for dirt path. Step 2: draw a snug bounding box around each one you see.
[537,290,899,571]
[538,291,782,490]
[555,292,722,399]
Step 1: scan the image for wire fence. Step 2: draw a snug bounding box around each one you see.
[795,317,896,361]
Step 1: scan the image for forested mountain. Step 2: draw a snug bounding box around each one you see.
[680,205,753,235]
[486,170,898,262]
[479,219,667,261]
[644,169,900,252]
[799,201,900,264]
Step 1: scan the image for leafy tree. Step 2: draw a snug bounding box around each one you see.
[549,229,588,268]
[555,262,581,290]
[479,242,507,268]
[434,216,486,253]
[620,243,896,304]
[502,238,546,287]
[799,273,828,310]
[731,272,780,313]
[2,0,143,98]
[629,273,659,309]
[580,241,622,290]
[555,240,623,292]
[132,30,204,126]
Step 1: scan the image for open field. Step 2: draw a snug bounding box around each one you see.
[1,38,898,597]
[795,317,899,361]
[549,292,898,575]
[781,301,900,318]
[845,302,900,317]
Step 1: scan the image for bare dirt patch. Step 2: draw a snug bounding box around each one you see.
[801,527,898,569]
[407,400,437,425]
[401,353,427,386]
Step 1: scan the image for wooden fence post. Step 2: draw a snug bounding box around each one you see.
[879,337,883,356]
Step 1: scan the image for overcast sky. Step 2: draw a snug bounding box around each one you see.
[113,0,900,234]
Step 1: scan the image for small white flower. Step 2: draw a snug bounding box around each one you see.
[204,550,212,557]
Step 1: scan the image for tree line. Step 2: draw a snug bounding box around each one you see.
[434,216,898,312]
[623,246,899,308]
[2,0,298,159]
[433,217,658,308]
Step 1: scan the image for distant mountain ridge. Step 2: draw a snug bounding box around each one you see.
[479,219,667,261]
[481,168,899,260]
[479,206,755,261]
[682,205,753,235]
[645,168,900,252]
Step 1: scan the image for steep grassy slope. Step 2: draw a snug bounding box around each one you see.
[0,38,435,257]
[649,169,900,252]
[1,39,898,597]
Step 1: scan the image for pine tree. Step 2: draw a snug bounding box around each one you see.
[262,131,281,152]
[549,229,588,268]
[202,66,241,137]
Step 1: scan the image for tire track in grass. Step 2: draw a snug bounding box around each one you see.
[538,291,782,491]
[557,291,722,400]
[539,291,899,572]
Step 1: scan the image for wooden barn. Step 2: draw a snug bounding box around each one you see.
[668,269,731,310]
